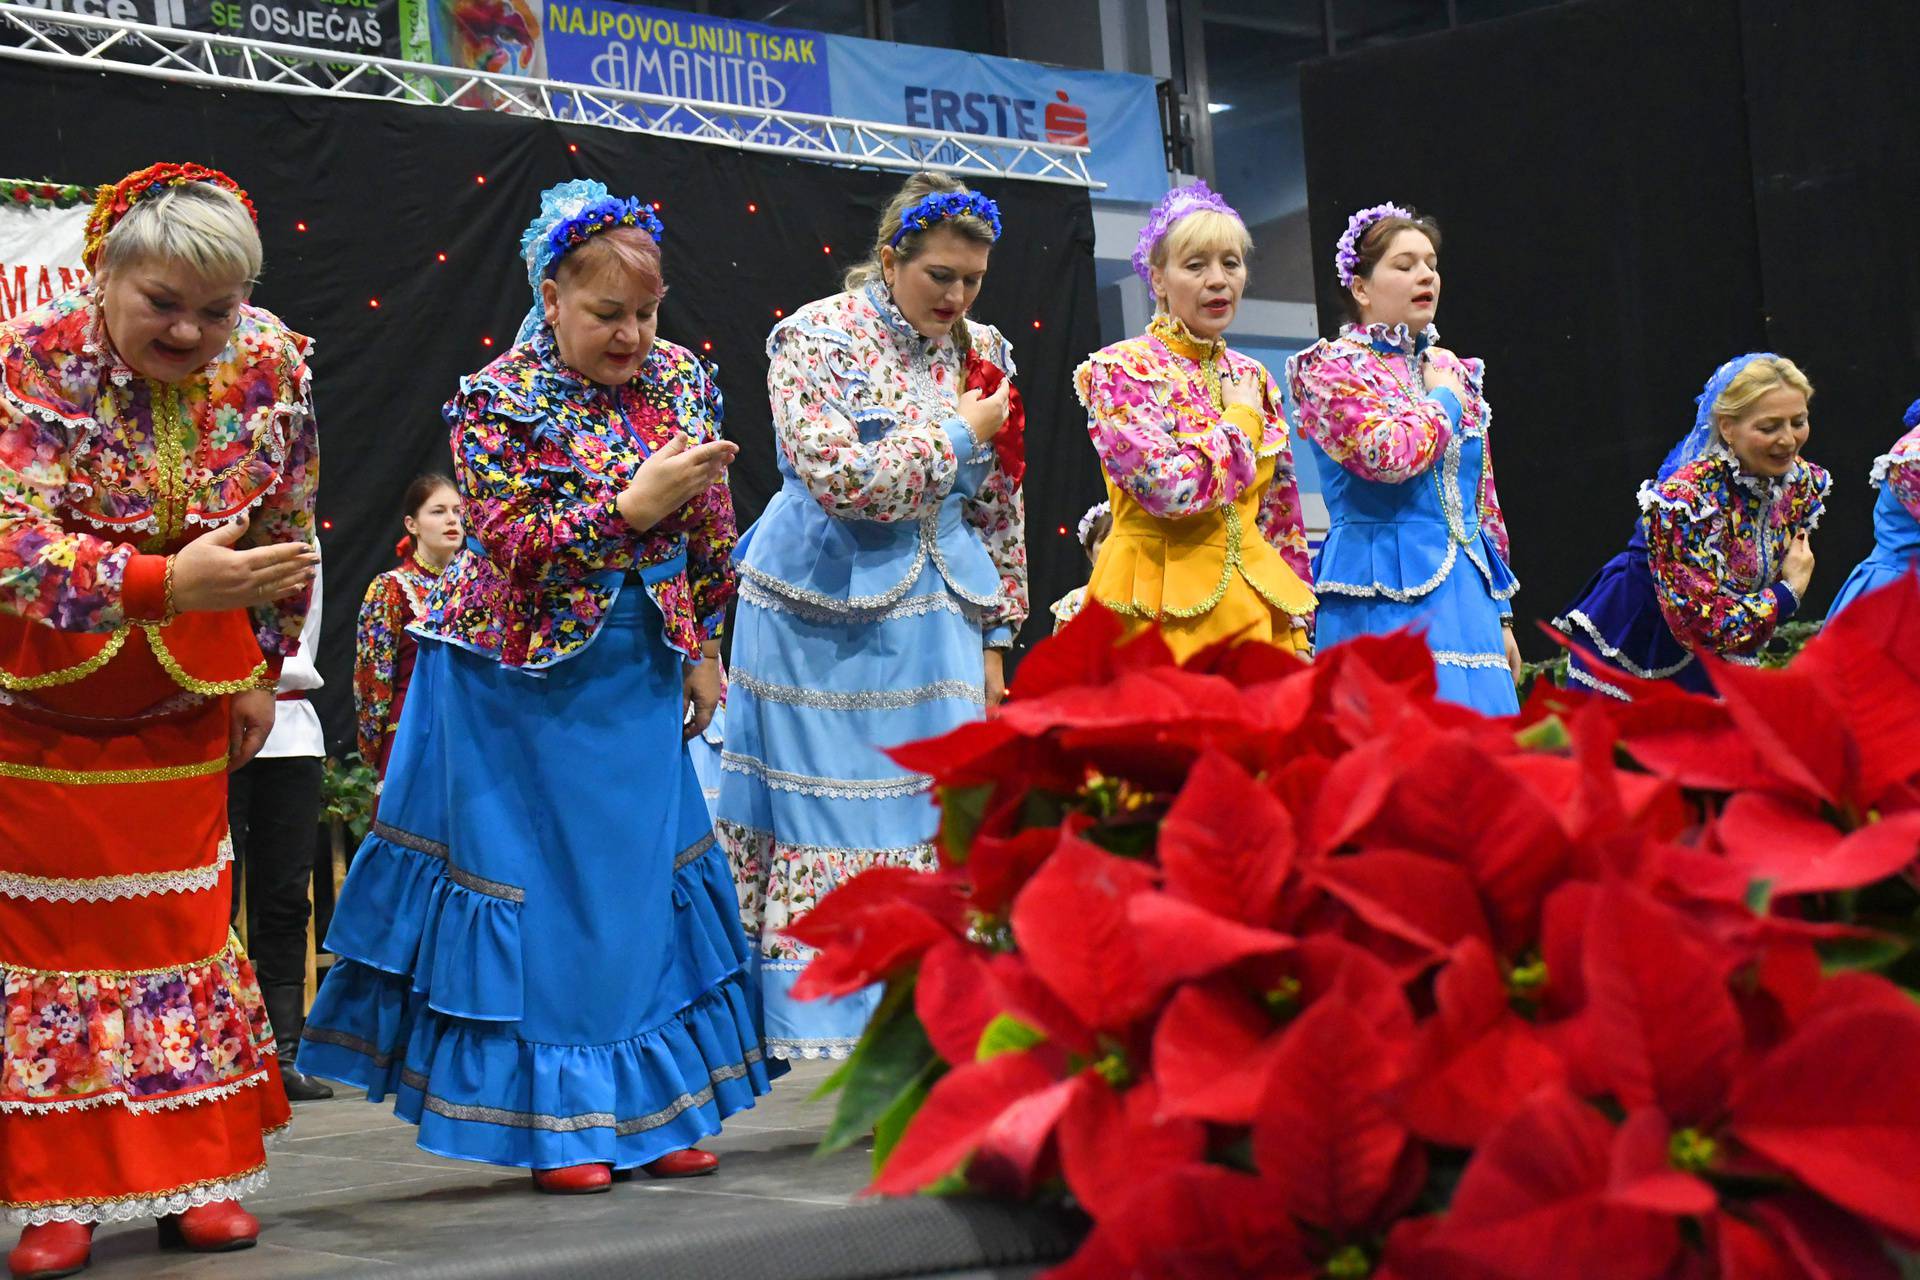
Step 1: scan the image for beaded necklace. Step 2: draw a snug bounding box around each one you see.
[1341,334,1478,550]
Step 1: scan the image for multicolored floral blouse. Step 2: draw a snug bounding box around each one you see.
[1076,312,1311,581]
[1872,423,1920,522]
[1641,451,1829,658]
[751,284,1028,640]
[1287,322,1510,564]
[0,285,318,658]
[421,329,737,670]
[354,554,440,770]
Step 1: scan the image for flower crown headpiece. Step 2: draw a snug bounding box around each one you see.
[1334,202,1414,289]
[83,162,256,273]
[890,191,1002,248]
[516,180,662,345]
[1076,500,1110,548]
[1132,180,1239,285]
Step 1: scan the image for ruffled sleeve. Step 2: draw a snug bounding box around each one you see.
[1249,361,1312,585]
[238,316,320,659]
[354,570,405,766]
[0,304,142,633]
[1874,425,1920,522]
[1453,355,1512,565]
[447,374,640,589]
[1074,343,1255,518]
[680,356,738,643]
[961,323,1028,638]
[764,312,971,523]
[1287,341,1454,485]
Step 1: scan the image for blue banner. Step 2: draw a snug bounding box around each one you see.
[823,36,1165,205]
[542,1,831,119]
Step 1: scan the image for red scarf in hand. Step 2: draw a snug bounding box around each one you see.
[962,349,1026,486]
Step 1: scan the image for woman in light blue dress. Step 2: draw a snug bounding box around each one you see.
[1829,398,1920,620]
[717,173,1026,1061]
[1286,203,1521,713]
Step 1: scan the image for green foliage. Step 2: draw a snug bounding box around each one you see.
[321,753,378,845]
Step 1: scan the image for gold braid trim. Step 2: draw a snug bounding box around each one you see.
[1098,505,1239,621]
[0,755,228,787]
[0,932,244,979]
[142,625,267,695]
[0,629,130,690]
[1,1160,268,1213]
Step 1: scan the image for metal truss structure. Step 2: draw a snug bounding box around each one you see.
[0,3,1101,189]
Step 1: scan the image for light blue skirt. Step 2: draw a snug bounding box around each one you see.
[302,588,782,1169]
[716,571,985,1060]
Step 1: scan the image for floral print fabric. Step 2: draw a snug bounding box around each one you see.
[1872,422,1920,522]
[0,286,318,655]
[421,329,737,669]
[1641,452,1829,657]
[354,556,439,765]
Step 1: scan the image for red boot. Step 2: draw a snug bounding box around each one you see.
[7,1223,93,1280]
[531,1164,612,1195]
[642,1149,719,1178]
[155,1199,259,1252]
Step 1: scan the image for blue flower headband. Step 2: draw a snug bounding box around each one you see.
[1653,352,1779,483]
[515,179,663,345]
[890,190,1002,248]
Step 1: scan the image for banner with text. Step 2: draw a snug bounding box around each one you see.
[0,188,88,324]
[5,0,409,58]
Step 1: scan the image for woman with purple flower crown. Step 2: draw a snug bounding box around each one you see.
[299,179,780,1194]
[1074,180,1316,659]
[1287,203,1523,714]
[717,172,1026,1062]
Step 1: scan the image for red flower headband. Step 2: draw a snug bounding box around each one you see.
[82,162,256,272]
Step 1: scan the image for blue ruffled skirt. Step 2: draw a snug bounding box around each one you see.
[301,589,782,1169]
[1557,547,1712,699]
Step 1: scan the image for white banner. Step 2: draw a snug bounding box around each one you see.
[0,199,89,324]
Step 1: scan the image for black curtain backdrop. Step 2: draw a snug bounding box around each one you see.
[1,58,1102,752]
[1299,0,1908,641]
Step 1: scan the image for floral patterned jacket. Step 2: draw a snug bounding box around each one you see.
[354,555,439,764]
[0,286,317,660]
[1287,323,1511,564]
[1640,452,1829,658]
[1871,422,1920,522]
[741,285,1027,642]
[1075,313,1311,582]
[421,329,737,670]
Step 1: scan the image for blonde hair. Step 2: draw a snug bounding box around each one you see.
[98,182,262,285]
[1713,356,1814,425]
[1151,209,1253,310]
[844,172,996,347]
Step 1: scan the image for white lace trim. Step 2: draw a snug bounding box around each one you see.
[736,576,970,626]
[921,513,1006,610]
[1867,450,1915,490]
[0,837,234,903]
[764,1039,859,1062]
[719,751,931,800]
[0,1063,275,1117]
[1552,610,1696,681]
[1568,662,1633,702]
[1431,649,1511,670]
[1315,539,1459,601]
[6,1167,269,1227]
[729,669,983,711]
[736,544,928,614]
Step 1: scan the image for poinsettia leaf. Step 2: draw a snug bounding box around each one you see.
[1705,657,1851,805]
[818,976,939,1156]
[1416,1088,1686,1280]
[1750,1192,1904,1280]
[1253,995,1411,1234]
[1309,849,1493,967]
[1301,735,1407,856]
[1056,1075,1206,1220]
[963,826,1058,916]
[938,783,994,864]
[975,1011,1047,1061]
[1716,1213,1807,1280]
[1152,980,1285,1125]
[1008,834,1161,1031]
[785,866,968,1000]
[1008,598,1125,700]
[869,1060,939,1173]
[969,1073,1084,1199]
[1125,890,1295,997]
[1719,797,1920,896]
[1790,572,1920,807]
[1158,749,1296,924]
[1046,1166,1315,1280]
[1607,1108,1718,1215]
[1817,932,1912,976]
[1581,883,1743,1125]
[884,715,1020,779]
[915,937,1004,1065]
[1729,1004,1920,1238]
[866,1050,1057,1196]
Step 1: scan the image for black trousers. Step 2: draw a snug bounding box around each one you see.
[227,753,324,1051]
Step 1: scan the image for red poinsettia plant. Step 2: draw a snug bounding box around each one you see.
[793,575,1920,1279]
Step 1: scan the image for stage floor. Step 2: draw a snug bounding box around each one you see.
[85,1060,873,1278]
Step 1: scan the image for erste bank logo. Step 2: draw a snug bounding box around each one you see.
[903,84,1092,149]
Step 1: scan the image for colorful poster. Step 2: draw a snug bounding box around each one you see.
[0,181,89,325]
[823,36,1166,204]
[425,0,540,76]
[541,0,828,122]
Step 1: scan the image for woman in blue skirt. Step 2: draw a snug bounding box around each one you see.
[716,172,1026,1061]
[1287,203,1523,713]
[301,180,780,1193]
[1829,398,1920,620]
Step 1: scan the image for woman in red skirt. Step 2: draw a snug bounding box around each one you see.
[0,163,319,1278]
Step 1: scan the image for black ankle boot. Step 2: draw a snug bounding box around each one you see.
[263,985,335,1102]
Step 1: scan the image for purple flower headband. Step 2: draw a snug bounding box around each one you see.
[1132,180,1240,286]
[1075,500,1110,548]
[1334,202,1413,288]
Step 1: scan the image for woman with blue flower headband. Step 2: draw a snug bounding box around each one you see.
[1557,355,1826,698]
[717,171,1027,1062]
[302,179,780,1193]
[1826,398,1920,621]
[1288,203,1522,714]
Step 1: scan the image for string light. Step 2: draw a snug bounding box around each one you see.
[436,252,448,262]
[368,298,380,308]
[321,519,334,530]
[481,336,494,347]
[773,308,784,318]
[701,340,714,351]
[475,175,487,185]
[568,143,579,153]
[1032,319,1043,329]
[1057,525,1068,535]
[822,245,832,254]
[747,202,758,213]
[295,221,308,232]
